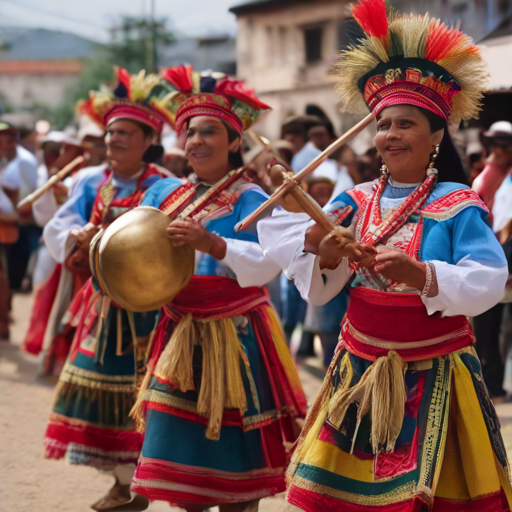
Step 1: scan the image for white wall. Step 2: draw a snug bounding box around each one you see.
[0,74,80,110]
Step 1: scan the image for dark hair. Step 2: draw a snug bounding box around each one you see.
[219,119,240,144]
[133,120,156,140]
[131,121,159,163]
[308,120,336,139]
[143,144,164,163]
[219,119,243,168]
[417,107,468,185]
[281,115,323,139]
[469,152,483,165]
[305,105,336,138]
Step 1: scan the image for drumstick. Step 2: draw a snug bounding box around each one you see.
[17,155,85,209]
[238,112,374,231]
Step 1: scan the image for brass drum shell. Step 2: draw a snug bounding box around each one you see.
[92,206,194,312]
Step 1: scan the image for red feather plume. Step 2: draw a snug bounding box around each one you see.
[352,0,389,39]
[214,76,270,111]
[425,21,473,62]
[117,67,131,97]
[162,65,194,93]
[80,97,104,128]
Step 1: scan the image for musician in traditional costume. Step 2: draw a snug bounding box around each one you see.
[129,66,307,512]
[23,107,106,374]
[43,68,176,512]
[256,2,511,510]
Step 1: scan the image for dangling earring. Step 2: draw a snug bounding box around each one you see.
[380,162,389,176]
[427,144,439,177]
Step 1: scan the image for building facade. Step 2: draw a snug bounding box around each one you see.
[0,28,99,114]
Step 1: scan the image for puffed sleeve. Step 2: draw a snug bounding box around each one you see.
[220,189,283,287]
[422,206,508,317]
[140,177,182,208]
[257,191,359,304]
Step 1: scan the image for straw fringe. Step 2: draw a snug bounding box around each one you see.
[329,350,406,454]
[131,315,248,441]
[154,314,196,393]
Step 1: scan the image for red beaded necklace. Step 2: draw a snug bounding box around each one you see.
[357,167,438,249]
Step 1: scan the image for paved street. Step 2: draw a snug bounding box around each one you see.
[2,292,512,512]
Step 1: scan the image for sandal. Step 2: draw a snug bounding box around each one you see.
[91,484,149,512]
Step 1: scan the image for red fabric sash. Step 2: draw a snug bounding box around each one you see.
[162,275,270,322]
[342,287,475,362]
[147,275,308,424]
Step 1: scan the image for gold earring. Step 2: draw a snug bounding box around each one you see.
[380,162,388,175]
[427,144,439,176]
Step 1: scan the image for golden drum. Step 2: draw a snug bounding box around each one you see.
[90,206,194,312]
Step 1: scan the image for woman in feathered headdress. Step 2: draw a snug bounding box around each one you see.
[128,65,307,512]
[256,1,511,511]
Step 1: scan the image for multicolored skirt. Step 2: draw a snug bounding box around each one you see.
[131,276,307,508]
[23,264,90,377]
[23,263,62,356]
[286,288,512,512]
[44,279,158,470]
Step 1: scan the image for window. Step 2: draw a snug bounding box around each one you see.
[278,26,288,64]
[304,26,323,63]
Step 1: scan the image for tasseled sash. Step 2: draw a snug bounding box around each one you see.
[133,276,270,441]
[290,286,476,465]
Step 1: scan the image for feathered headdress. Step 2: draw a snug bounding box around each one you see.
[334,0,488,123]
[87,67,174,135]
[160,65,270,136]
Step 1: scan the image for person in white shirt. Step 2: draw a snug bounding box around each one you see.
[0,185,16,340]
[0,122,40,291]
[0,123,38,203]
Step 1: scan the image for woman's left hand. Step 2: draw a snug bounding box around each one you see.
[367,248,427,292]
[166,218,227,259]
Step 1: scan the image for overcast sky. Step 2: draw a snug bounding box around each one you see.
[0,0,243,42]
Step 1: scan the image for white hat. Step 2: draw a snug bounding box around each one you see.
[77,114,105,142]
[42,131,66,144]
[483,121,512,139]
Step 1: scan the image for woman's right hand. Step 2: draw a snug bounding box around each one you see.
[318,227,373,270]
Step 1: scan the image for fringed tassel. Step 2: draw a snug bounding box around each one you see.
[130,369,152,432]
[223,318,248,415]
[135,314,248,441]
[154,314,196,393]
[198,320,225,440]
[328,350,406,454]
[198,318,248,440]
[52,376,135,428]
[328,352,355,422]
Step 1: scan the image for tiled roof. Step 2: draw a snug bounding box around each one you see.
[229,0,300,15]
[0,60,82,74]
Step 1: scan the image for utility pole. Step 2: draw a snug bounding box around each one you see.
[151,0,158,72]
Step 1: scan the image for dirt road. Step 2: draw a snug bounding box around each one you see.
[0,294,322,512]
[3,293,512,512]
